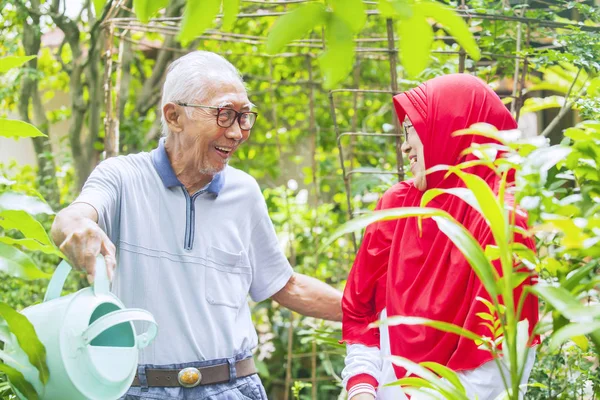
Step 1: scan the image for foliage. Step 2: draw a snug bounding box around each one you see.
[0,54,61,400]
[528,336,600,399]
[251,186,347,398]
[93,0,479,88]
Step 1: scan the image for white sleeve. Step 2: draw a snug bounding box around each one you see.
[72,158,122,244]
[342,343,384,397]
[247,198,294,302]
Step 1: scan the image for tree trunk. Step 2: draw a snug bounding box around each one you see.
[134,0,186,118]
[49,0,105,190]
[19,0,61,207]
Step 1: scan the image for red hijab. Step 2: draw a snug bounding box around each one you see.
[342,74,539,378]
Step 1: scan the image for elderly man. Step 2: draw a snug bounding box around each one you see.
[51,51,342,400]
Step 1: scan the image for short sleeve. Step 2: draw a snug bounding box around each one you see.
[72,158,122,244]
[247,198,294,302]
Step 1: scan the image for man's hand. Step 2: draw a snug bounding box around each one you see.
[52,203,116,283]
[271,273,342,321]
[351,394,376,400]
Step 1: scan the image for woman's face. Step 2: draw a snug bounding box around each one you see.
[401,116,427,191]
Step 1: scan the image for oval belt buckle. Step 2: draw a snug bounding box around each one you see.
[178,367,202,388]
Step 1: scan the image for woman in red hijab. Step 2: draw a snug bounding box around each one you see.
[341,74,539,400]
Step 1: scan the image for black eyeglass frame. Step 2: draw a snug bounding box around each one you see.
[401,122,414,142]
[175,102,258,130]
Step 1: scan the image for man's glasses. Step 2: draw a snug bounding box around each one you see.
[176,102,258,130]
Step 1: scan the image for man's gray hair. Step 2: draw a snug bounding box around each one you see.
[160,51,244,136]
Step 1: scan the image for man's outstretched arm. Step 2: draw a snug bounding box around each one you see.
[271,272,342,321]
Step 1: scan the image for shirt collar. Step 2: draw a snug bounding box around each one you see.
[151,138,224,195]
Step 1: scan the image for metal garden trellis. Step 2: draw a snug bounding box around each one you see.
[99,1,599,398]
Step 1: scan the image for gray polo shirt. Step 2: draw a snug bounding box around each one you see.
[75,139,293,364]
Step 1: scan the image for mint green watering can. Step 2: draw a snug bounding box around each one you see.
[1,256,157,400]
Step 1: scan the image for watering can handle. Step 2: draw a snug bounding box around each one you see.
[44,255,110,302]
[93,255,110,296]
[44,259,72,302]
[81,309,158,349]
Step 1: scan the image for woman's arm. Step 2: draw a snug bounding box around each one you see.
[343,343,383,399]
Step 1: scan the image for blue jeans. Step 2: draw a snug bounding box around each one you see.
[120,351,267,400]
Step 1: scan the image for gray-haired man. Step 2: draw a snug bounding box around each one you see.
[51,51,342,399]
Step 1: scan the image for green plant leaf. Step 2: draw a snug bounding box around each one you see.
[532,285,600,321]
[390,376,437,390]
[0,210,54,246]
[521,146,572,182]
[178,0,221,46]
[0,119,46,139]
[379,0,412,18]
[0,237,63,257]
[433,216,499,299]
[416,1,480,60]
[0,303,49,385]
[403,387,447,399]
[321,206,446,250]
[477,296,497,315]
[511,243,537,265]
[0,56,36,74]
[0,243,51,280]
[421,187,482,214]
[449,168,515,295]
[0,364,38,400]
[321,206,498,298]
[222,0,241,31]
[319,14,355,89]
[564,127,590,142]
[513,319,530,373]
[450,169,507,249]
[255,359,270,378]
[527,82,570,94]
[497,272,530,293]
[549,321,600,351]
[420,362,467,394]
[377,315,485,344]
[570,335,589,352]
[388,355,470,400]
[329,0,365,33]
[520,96,565,114]
[93,0,107,17]
[266,3,327,54]
[563,260,598,291]
[587,78,600,96]
[485,245,500,262]
[0,192,54,215]
[133,0,168,23]
[476,312,496,323]
[398,8,433,77]
[453,122,522,145]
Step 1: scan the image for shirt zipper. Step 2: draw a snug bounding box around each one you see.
[182,187,207,250]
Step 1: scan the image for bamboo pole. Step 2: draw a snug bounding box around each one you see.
[385,18,404,182]
[269,58,297,400]
[102,23,118,158]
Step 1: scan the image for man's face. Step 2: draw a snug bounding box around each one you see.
[177,80,253,175]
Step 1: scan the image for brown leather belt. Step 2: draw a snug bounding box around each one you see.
[131,358,257,388]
